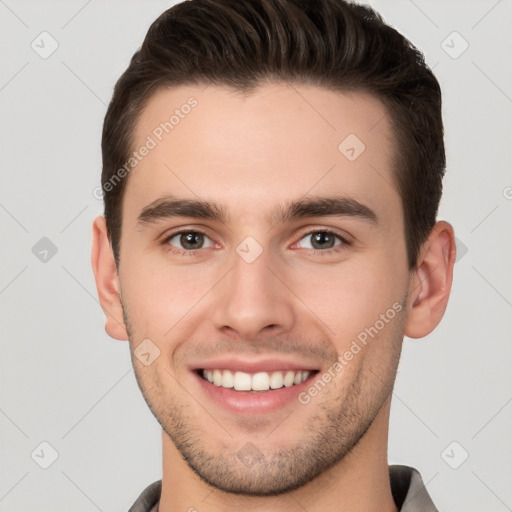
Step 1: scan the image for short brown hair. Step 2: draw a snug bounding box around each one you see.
[101,0,445,269]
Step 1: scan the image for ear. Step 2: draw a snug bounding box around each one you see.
[91,216,129,341]
[405,221,456,338]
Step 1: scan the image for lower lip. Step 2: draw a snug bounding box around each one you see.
[193,371,318,415]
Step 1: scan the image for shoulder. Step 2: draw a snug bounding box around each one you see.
[128,479,162,512]
[389,465,439,512]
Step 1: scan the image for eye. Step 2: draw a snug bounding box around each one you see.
[164,230,214,252]
[296,230,346,251]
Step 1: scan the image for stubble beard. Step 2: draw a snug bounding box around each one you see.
[122,299,405,496]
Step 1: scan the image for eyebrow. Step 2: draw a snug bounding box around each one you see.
[137,194,378,227]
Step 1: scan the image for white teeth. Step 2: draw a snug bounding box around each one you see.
[221,370,234,388]
[201,369,312,391]
[269,371,284,389]
[213,369,222,386]
[283,370,295,387]
[252,372,270,391]
[233,371,252,391]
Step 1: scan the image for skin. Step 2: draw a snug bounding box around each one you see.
[92,83,456,512]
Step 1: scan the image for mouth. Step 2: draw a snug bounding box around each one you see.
[196,368,318,393]
[192,365,320,415]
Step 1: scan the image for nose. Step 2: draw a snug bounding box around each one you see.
[210,246,296,341]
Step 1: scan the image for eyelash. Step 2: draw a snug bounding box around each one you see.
[162,230,209,257]
[162,229,351,257]
[295,229,351,257]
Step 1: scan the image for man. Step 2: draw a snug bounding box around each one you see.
[91,0,456,510]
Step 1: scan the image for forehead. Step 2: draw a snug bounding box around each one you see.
[124,82,399,224]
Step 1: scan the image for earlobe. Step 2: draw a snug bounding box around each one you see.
[91,216,129,341]
[405,221,456,339]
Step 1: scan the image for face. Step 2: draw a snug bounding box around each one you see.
[117,83,411,495]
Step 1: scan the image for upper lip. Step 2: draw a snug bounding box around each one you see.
[191,357,319,374]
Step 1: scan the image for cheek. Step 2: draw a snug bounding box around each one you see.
[288,258,406,345]
[120,255,219,338]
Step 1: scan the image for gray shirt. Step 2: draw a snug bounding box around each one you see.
[128,465,438,511]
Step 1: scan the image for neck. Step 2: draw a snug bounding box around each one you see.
[158,397,397,512]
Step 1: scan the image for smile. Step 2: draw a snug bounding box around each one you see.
[191,358,321,414]
[199,369,313,392]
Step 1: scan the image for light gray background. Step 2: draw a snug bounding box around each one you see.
[1,1,511,511]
